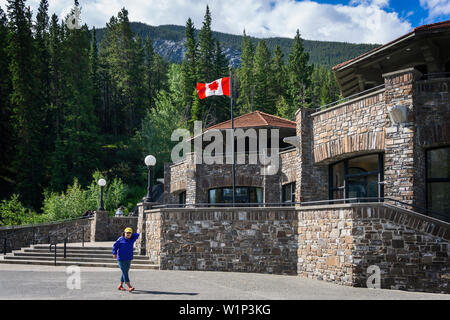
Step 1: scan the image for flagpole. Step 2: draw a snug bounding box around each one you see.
[230,69,236,207]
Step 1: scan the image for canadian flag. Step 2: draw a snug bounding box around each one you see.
[196,77,230,99]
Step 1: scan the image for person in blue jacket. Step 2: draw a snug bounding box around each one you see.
[112,227,139,292]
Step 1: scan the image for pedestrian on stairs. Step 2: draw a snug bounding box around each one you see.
[112,227,140,292]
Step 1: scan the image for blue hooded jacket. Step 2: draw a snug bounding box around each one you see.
[112,233,139,261]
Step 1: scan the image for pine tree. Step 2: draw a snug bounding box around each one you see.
[51,2,100,189]
[89,27,102,124]
[181,18,197,119]
[143,36,155,109]
[287,30,312,110]
[253,40,273,114]
[194,6,216,123]
[271,45,287,110]
[237,30,255,115]
[0,6,15,199]
[7,0,45,208]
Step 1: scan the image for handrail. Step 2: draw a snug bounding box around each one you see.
[150,197,448,223]
[315,84,385,111]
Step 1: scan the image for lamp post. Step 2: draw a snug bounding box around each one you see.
[143,155,156,203]
[98,178,106,211]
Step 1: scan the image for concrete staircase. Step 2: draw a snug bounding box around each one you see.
[0,243,159,269]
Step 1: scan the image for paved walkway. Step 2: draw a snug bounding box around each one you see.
[0,264,448,300]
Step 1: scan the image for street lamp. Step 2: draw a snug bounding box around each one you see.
[143,155,156,203]
[98,178,106,211]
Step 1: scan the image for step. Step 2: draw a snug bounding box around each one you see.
[12,252,150,260]
[0,259,159,269]
[32,245,116,251]
[4,255,152,264]
[23,249,138,255]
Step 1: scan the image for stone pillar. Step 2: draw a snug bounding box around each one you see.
[383,68,423,209]
[90,210,109,242]
[295,108,328,203]
[263,160,281,205]
[135,202,159,255]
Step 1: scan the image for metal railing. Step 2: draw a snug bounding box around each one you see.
[47,224,91,265]
[316,84,385,112]
[149,197,449,223]
[1,216,92,263]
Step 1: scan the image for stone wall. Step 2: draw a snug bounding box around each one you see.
[0,212,137,253]
[383,68,420,207]
[297,203,449,293]
[280,149,297,184]
[295,108,328,202]
[145,207,298,275]
[310,88,387,164]
[142,203,449,293]
[165,150,299,205]
[0,218,92,253]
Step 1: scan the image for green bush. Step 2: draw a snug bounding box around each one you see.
[0,194,48,226]
[42,172,129,220]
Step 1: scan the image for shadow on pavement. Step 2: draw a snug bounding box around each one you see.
[131,289,198,296]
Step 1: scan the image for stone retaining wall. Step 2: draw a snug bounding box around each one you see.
[145,207,298,275]
[0,212,137,253]
[143,203,449,293]
[0,218,92,253]
[297,203,449,293]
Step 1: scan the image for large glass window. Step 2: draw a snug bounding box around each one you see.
[208,187,263,204]
[329,153,384,203]
[426,146,450,222]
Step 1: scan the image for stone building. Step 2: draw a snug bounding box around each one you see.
[163,20,450,223]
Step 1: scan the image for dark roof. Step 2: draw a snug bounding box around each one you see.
[332,19,450,71]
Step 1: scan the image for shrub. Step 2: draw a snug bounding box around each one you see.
[0,195,47,226]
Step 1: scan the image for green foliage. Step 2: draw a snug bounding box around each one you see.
[0,194,47,226]
[43,172,128,221]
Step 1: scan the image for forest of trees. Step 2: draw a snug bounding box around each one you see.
[0,0,342,223]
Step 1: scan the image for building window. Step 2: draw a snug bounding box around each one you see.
[282,182,296,204]
[179,191,186,205]
[329,153,384,202]
[426,146,450,222]
[208,187,263,204]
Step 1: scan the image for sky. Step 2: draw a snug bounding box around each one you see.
[0,0,449,44]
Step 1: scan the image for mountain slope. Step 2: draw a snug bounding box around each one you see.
[95,22,380,69]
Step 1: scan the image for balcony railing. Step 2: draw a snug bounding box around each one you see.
[315,84,385,112]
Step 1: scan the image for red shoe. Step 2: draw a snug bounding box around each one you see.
[118,285,126,291]
[128,287,135,292]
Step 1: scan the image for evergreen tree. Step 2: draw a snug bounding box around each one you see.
[180,18,197,120]
[194,6,216,124]
[143,36,155,109]
[271,45,287,108]
[50,3,100,189]
[7,0,45,209]
[287,30,312,110]
[237,30,255,115]
[89,27,102,124]
[253,40,272,114]
[0,6,15,199]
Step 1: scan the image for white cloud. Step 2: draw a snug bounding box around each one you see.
[420,0,450,22]
[0,0,413,44]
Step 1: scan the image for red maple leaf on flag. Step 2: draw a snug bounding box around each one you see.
[208,81,219,91]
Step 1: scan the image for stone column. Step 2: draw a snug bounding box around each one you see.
[295,108,328,203]
[383,68,423,209]
[90,210,109,242]
[135,202,159,255]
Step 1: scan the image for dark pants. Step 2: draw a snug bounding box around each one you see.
[118,260,131,283]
